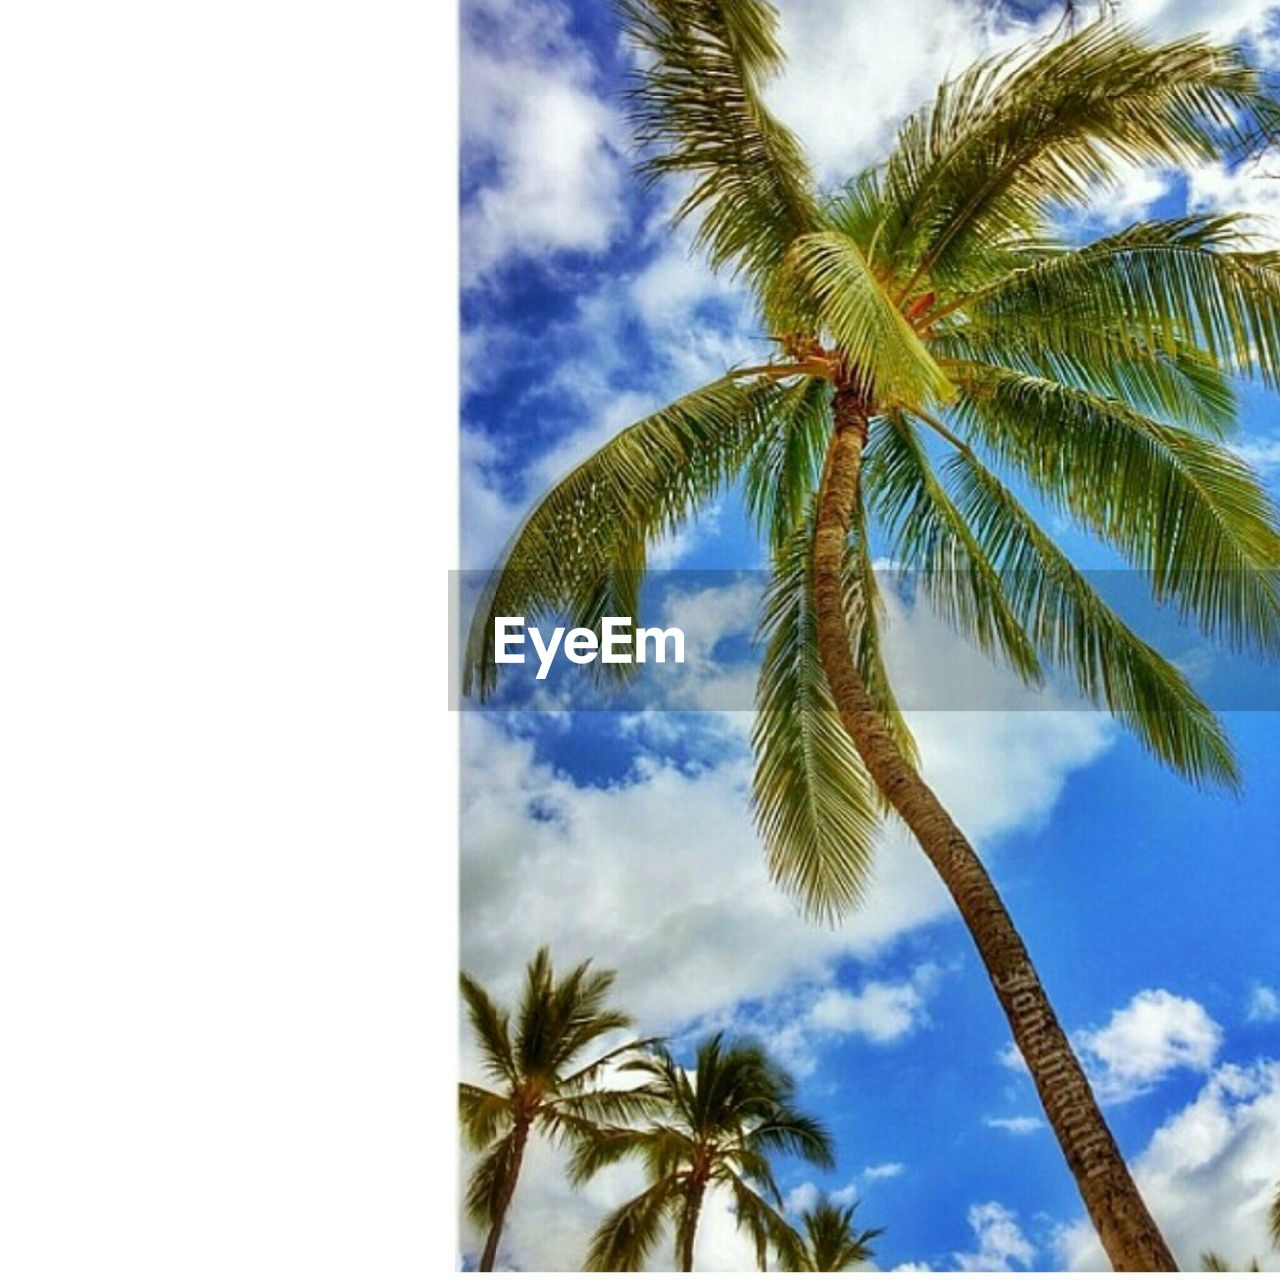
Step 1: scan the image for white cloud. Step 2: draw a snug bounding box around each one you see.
[1056,1060,1280,1270]
[461,0,626,283]
[984,1115,1046,1135]
[1233,435,1280,477]
[1075,989,1223,1104]
[766,0,1048,186]
[955,1201,1037,1271]
[809,966,941,1044]
[863,1161,906,1181]
[785,1180,822,1216]
[1119,0,1280,47]
[785,1177,861,1217]
[1187,157,1280,247]
[733,963,944,1078]
[1246,982,1280,1023]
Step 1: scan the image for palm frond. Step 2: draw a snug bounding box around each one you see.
[463,1131,517,1230]
[748,1108,836,1169]
[460,971,516,1085]
[459,1082,512,1151]
[583,1175,681,1271]
[935,319,1236,437]
[868,411,1044,683]
[743,375,831,550]
[924,428,1239,788]
[549,1084,667,1130]
[618,0,819,283]
[753,510,883,923]
[881,25,1280,293]
[721,1169,804,1270]
[954,216,1280,389]
[463,375,786,698]
[952,365,1280,654]
[557,1035,666,1092]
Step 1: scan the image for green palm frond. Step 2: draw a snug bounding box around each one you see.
[618,0,818,283]
[550,1083,666,1129]
[768,231,954,407]
[463,374,785,698]
[935,321,1237,437]
[459,1082,512,1151]
[744,375,831,549]
[867,412,1043,683]
[930,430,1239,788]
[566,1122,665,1186]
[460,971,517,1085]
[584,1175,681,1271]
[953,365,1280,653]
[721,1169,804,1270]
[1271,1179,1280,1250]
[881,25,1280,293]
[556,1035,666,1092]
[753,511,883,923]
[749,1108,836,1168]
[955,216,1280,388]
[463,1130,518,1230]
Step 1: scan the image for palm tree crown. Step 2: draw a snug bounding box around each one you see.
[459,948,657,1270]
[466,13,1280,913]
[574,1032,834,1270]
[781,1195,883,1272]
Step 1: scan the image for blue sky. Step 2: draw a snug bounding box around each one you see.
[459,0,1280,1269]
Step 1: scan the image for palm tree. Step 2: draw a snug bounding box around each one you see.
[464,6,1280,1269]
[779,1195,883,1272]
[573,1032,833,1270]
[459,947,659,1271]
[1272,1179,1280,1251]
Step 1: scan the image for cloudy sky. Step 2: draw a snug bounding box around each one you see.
[459,0,1280,1269]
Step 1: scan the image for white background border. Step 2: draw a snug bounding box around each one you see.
[2,2,455,1273]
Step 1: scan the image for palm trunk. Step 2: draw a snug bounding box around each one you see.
[478,1119,530,1272]
[678,1179,706,1272]
[809,387,1178,1272]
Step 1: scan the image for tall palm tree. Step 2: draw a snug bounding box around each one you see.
[459,947,659,1271]
[464,6,1280,1269]
[779,1195,883,1272]
[573,1032,833,1270]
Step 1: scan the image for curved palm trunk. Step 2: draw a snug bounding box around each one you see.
[478,1119,530,1272]
[677,1179,706,1272]
[809,388,1178,1272]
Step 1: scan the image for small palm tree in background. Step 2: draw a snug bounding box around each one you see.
[465,5,1280,1267]
[573,1032,833,1270]
[459,948,658,1271]
[779,1194,883,1272]
[1200,1250,1261,1271]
